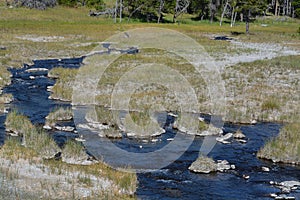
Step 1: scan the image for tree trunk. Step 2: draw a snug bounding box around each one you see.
[210,2,216,23]
[158,0,164,23]
[114,0,118,23]
[245,10,250,34]
[233,11,237,26]
[230,7,235,27]
[119,0,122,22]
[275,0,279,16]
[220,0,229,26]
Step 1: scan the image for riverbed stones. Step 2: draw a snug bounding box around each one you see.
[270,180,300,196]
[25,68,48,73]
[233,130,246,139]
[188,156,217,173]
[189,156,235,173]
[216,133,233,144]
[54,125,75,132]
[262,166,270,172]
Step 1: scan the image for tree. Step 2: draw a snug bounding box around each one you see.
[292,0,300,17]
[237,0,268,33]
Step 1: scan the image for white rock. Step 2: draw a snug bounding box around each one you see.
[280,181,300,188]
[262,166,270,172]
[26,68,48,73]
[198,117,205,122]
[43,125,52,130]
[54,126,75,132]
[236,139,247,143]
[270,193,278,198]
[216,133,233,144]
[29,76,35,80]
[167,138,174,141]
[168,112,178,117]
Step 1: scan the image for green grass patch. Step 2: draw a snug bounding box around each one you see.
[258,119,300,165]
[49,67,78,101]
[46,106,73,126]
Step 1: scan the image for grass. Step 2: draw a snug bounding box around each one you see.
[5,110,33,136]
[257,119,300,165]
[61,140,88,164]
[46,106,73,126]
[48,67,78,101]
[223,55,300,123]
[1,110,137,199]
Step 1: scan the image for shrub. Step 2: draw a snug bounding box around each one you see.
[14,0,57,9]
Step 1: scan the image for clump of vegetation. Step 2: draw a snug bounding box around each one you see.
[0,67,11,90]
[0,93,13,104]
[5,110,33,136]
[48,67,78,101]
[257,120,300,165]
[5,111,60,159]
[13,0,57,9]
[25,127,61,159]
[45,106,73,126]
[261,96,281,112]
[61,140,89,164]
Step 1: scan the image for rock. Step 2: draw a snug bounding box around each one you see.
[275,194,295,200]
[198,116,205,122]
[167,138,174,141]
[0,46,7,50]
[25,68,48,73]
[29,76,35,80]
[243,175,250,180]
[236,139,247,143]
[151,138,159,142]
[271,180,300,194]
[280,181,300,188]
[103,128,122,139]
[54,126,75,132]
[126,127,165,138]
[233,130,246,139]
[43,125,52,130]
[189,157,234,174]
[216,133,233,144]
[216,160,233,172]
[199,126,223,136]
[168,112,178,118]
[270,193,278,198]
[188,156,217,174]
[262,166,270,172]
[75,135,85,142]
[46,86,53,92]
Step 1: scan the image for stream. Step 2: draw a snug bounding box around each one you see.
[0,57,300,200]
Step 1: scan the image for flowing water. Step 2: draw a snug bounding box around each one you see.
[0,58,299,200]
